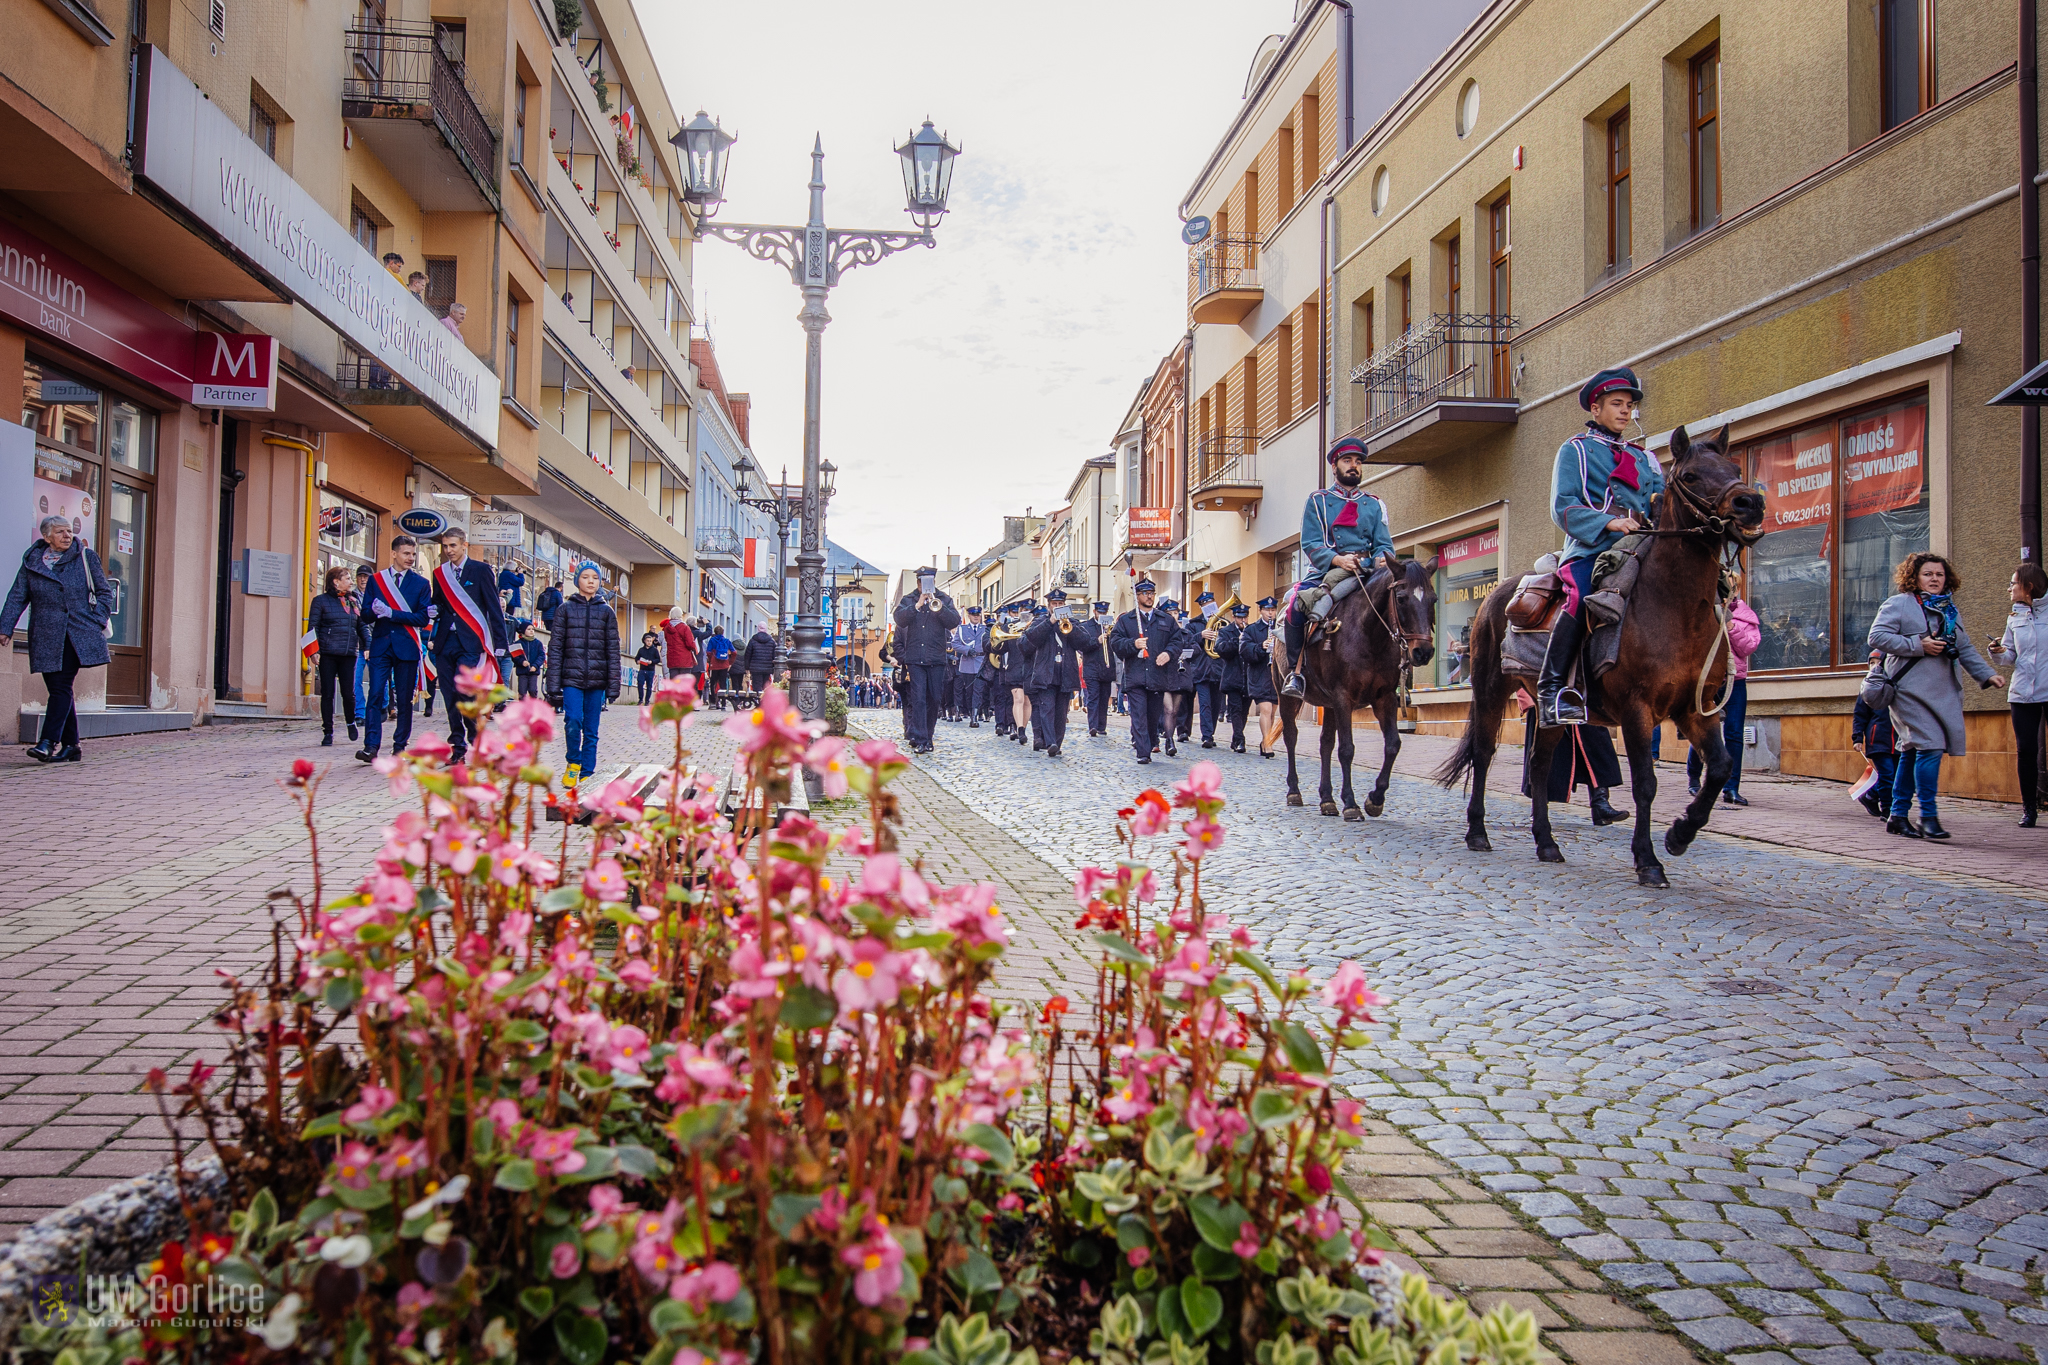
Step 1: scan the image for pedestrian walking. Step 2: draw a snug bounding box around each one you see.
[633,631,661,705]
[1868,551,2004,839]
[743,626,778,694]
[545,562,621,787]
[1990,561,2048,826]
[512,621,545,700]
[307,564,365,747]
[704,625,734,708]
[1686,596,1761,804]
[661,608,699,681]
[355,534,433,763]
[1851,657,1898,820]
[2,515,113,764]
[428,527,511,762]
[893,566,962,753]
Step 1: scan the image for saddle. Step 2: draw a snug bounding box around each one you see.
[1500,537,1652,684]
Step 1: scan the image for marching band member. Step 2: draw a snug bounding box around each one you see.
[1078,600,1113,735]
[355,533,433,764]
[1112,581,1179,764]
[429,526,512,763]
[891,566,961,754]
[1216,599,1252,752]
[1022,587,1084,757]
[950,606,989,727]
[1190,591,1226,748]
[1246,597,1281,758]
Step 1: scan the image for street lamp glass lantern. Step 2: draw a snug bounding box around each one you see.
[673,110,736,216]
[820,458,838,497]
[896,119,960,229]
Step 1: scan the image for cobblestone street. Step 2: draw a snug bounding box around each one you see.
[860,705,2048,1365]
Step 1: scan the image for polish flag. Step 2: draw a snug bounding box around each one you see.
[300,629,319,660]
[1848,762,1881,803]
[743,538,759,577]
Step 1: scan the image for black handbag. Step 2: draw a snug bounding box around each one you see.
[1858,651,1924,712]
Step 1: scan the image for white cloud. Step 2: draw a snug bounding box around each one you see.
[638,0,1292,578]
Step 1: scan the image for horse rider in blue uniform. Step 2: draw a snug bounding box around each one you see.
[1540,366,1667,728]
[1111,579,1179,764]
[1022,587,1084,757]
[950,607,988,727]
[1078,600,1114,735]
[355,533,433,764]
[892,566,962,753]
[1282,436,1397,699]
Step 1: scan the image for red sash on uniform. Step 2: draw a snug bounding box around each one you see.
[435,561,500,687]
[367,568,430,693]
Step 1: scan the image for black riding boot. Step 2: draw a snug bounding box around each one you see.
[1535,612,1588,727]
[1281,608,1308,699]
[1588,786,1627,825]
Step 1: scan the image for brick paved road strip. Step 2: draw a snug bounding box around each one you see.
[862,706,2048,1365]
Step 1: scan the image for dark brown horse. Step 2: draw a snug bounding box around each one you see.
[1269,558,1437,819]
[1434,424,1765,885]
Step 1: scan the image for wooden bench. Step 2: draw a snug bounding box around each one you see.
[717,760,809,836]
[546,762,701,823]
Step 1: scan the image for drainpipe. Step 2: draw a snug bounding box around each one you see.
[2024,0,2042,562]
[1179,329,1194,600]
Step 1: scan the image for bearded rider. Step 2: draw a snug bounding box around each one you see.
[1281,436,1396,699]
[1538,366,1667,727]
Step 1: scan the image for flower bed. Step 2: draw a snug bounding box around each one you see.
[14,676,1542,1364]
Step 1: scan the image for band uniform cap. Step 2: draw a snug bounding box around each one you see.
[965,605,981,614]
[1158,598,1179,611]
[1578,366,1644,411]
[1256,596,1277,608]
[1094,601,1111,611]
[1134,579,1156,592]
[1229,604,1250,617]
[1046,587,1067,601]
[1195,591,1215,603]
[1032,606,1048,616]
[1327,434,1370,464]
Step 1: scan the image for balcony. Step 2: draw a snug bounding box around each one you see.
[741,574,780,598]
[1187,236,1262,325]
[695,525,742,567]
[343,23,500,212]
[1348,314,1519,464]
[1190,432,1263,513]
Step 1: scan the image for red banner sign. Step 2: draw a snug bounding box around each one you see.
[1753,421,1836,534]
[0,218,196,398]
[1841,401,1926,520]
[1441,528,1500,567]
[1126,507,1173,549]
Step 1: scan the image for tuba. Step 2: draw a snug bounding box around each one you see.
[1202,591,1243,657]
[987,621,1025,647]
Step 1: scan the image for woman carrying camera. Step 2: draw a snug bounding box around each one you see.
[1991,563,2048,826]
[1867,552,2004,840]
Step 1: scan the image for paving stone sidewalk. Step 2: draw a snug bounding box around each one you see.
[866,705,2048,1365]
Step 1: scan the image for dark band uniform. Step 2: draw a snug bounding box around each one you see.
[892,580,962,750]
[1111,583,1180,762]
[1188,593,1226,747]
[1022,589,1085,756]
[1216,603,1252,751]
[1077,604,1113,734]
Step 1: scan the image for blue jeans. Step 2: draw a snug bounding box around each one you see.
[363,655,415,755]
[1686,679,1748,794]
[353,653,368,716]
[1869,750,1898,802]
[562,686,606,773]
[1890,749,1944,819]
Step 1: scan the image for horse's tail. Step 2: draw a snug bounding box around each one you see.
[1434,585,1510,788]
[1434,725,1479,789]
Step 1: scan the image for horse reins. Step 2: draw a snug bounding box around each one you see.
[1611,462,1761,719]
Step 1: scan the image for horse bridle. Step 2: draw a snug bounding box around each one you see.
[1644,459,1766,547]
[1362,567,1432,655]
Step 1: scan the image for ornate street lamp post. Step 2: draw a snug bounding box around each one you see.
[675,112,960,722]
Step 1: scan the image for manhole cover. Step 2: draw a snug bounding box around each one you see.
[1706,979,1787,995]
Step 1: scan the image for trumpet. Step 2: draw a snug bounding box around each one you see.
[1056,609,1074,635]
[1202,590,1243,657]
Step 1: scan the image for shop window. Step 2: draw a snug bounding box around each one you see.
[107,398,157,474]
[319,490,378,563]
[1606,107,1632,275]
[1433,528,1499,688]
[1741,393,1929,671]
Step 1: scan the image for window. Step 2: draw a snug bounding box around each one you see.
[1690,45,1721,232]
[1606,107,1631,274]
[1740,393,1930,672]
[1444,234,1461,317]
[1372,166,1390,215]
[1399,272,1413,336]
[1881,0,1934,130]
[1456,79,1481,138]
[1298,301,1318,415]
[434,20,465,66]
[425,259,457,318]
[1364,300,1376,361]
[513,80,528,170]
[1275,322,1294,426]
[1488,197,1511,395]
[249,99,277,160]
[506,297,521,400]
[1432,528,1499,687]
[349,200,378,255]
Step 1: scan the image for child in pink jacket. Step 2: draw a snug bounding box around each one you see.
[1687,598,1762,804]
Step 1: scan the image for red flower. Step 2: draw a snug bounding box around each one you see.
[1040,996,1070,1025]
[290,758,316,783]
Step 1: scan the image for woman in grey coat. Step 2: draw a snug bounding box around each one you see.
[1867,552,2005,839]
[0,515,114,764]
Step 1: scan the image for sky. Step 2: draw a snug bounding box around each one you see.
[636,1,1299,582]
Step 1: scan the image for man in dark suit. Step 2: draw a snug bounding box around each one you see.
[891,566,961,753]
[1076,600,1113,735]
[1022,588,1084,757]
[429,526,511,760]
[355,533,434,763]
[1110,579,1179,764]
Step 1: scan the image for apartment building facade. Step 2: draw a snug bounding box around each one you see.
[2,0,701,737]
[1327,0,2031,800]
[687,334,778,641]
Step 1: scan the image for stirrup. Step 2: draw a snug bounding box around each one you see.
[1538,686,1587,728]
[1281,672,1306,699]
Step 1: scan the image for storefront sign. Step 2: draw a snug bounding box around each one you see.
[0,218,194,398]
[1841,402,1925,519]
[132,47,500,448]
[1753,422,1835,533]
[396,508,448,538]
[194,333,278,408]
[1440,528,1500,566]
[469,511,524,545]
[1126,507,1173,549]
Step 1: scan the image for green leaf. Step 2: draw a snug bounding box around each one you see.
[300,1112,343,1140]
[778,982,838,1031]
[331,1181,392,1211]
[494,967,550,1000]
[775,1266,823,1295]
[493,1159,538,1192]
[1181,1278,1224,1338]
[471,1118,496,1158]
[1250,1089,1302,1130]
[768,1193,821,1237]
[960,1122,1016,1170]
[712,1284,756,1327]
[1188,1193,1252,1252]
[501,1019,548,1044]
[1254,1245,1280,1275]
[1063,1237,1103,1268]
[1114,1212,1151,1252]
[1231,949,1283,997]
[244,1188,278,1237]
[954,1247,1001,1299]
[540,887,584,914]
[646,1297,690,1335]
[1092,932,1150,966]
[553,1312,606,1365]
[323,977,359,1012]
[614,1144,659,1178]
[1278,1021,1327,1076]
[518,1286,554,1320]
[667,1102,728,1150]
[1191,1243,1241,1281]
[1154,1283,1188,1340]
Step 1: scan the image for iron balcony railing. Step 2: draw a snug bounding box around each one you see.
[1186,236,1261,309]
[694,526,743,557]
[343,22,499,192]
[335,352,403,392]
[1193,430,1260,491]
[741,574,781,593]
[1348,314,1519,440]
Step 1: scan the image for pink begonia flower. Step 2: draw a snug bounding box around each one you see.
[373,753,414,798]
[498,910,533,954]
[812,1186,847,1234]
[1162,936,1220,990]
[589,778,644,825]
[833,936,907,1013]
[600,1024,650,1075]
[407,732,454,764]
[1305,1206,1345,1242]
[582,858,628,904]
[724,941,784,1001]
[1173,760,1225,808]
[804,736,849,798]
[527,1126,587,1175]
[454,659,498,697]
[498,696,559,743]
[1305,1161,1333,1195]
[1233,1221,1262,1258]
[630,1233,678,1283]
[487,1098,524,1140]
[839,1222,906,1306]
[1184,1093,1249,1155]
[582,1184,629,1230]
[859,852,931,912]
[669,1260,741,1307]
[551,939,597,981]
[1126,1246,1151,1267]
[331,1140,377,1190]
[722,685,817,754]
[377,1136,429,1181]
[616,957,658,991]
[997,1193,1024,1212]
[396,1281,433,1320]
[854,737,905,768]
[1073,865,1116,907]
[1181,814,1226,861]
[1103,1072,1153,1123]
[1332,1098,1367,1135]
[359,971,408,1016]
[431,821,482,875]
[343,1084,398,1125]
[1321,961,1385,1021]
[933,882,1008,946]
[650,671,698,711]
[549,1241,582,1279]
[654,1042,738,1104]
[1129,789,1172,838]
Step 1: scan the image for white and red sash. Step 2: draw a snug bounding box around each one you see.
[368,568,431,692]
[435,560,501,687]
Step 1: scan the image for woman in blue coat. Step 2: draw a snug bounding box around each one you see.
[1,516,114,763]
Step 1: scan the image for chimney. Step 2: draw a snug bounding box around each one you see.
[727,392,751,445]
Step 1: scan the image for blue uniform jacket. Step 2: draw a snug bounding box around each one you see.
[430,557,511,659]
[949,623,988,675]
[1022,616,1083,691]
[1551,424,1667,564]
[1301,487,1395,576]
[1076,618,1114,682]
[360,569,433,662]
[1111,607,1180,689]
